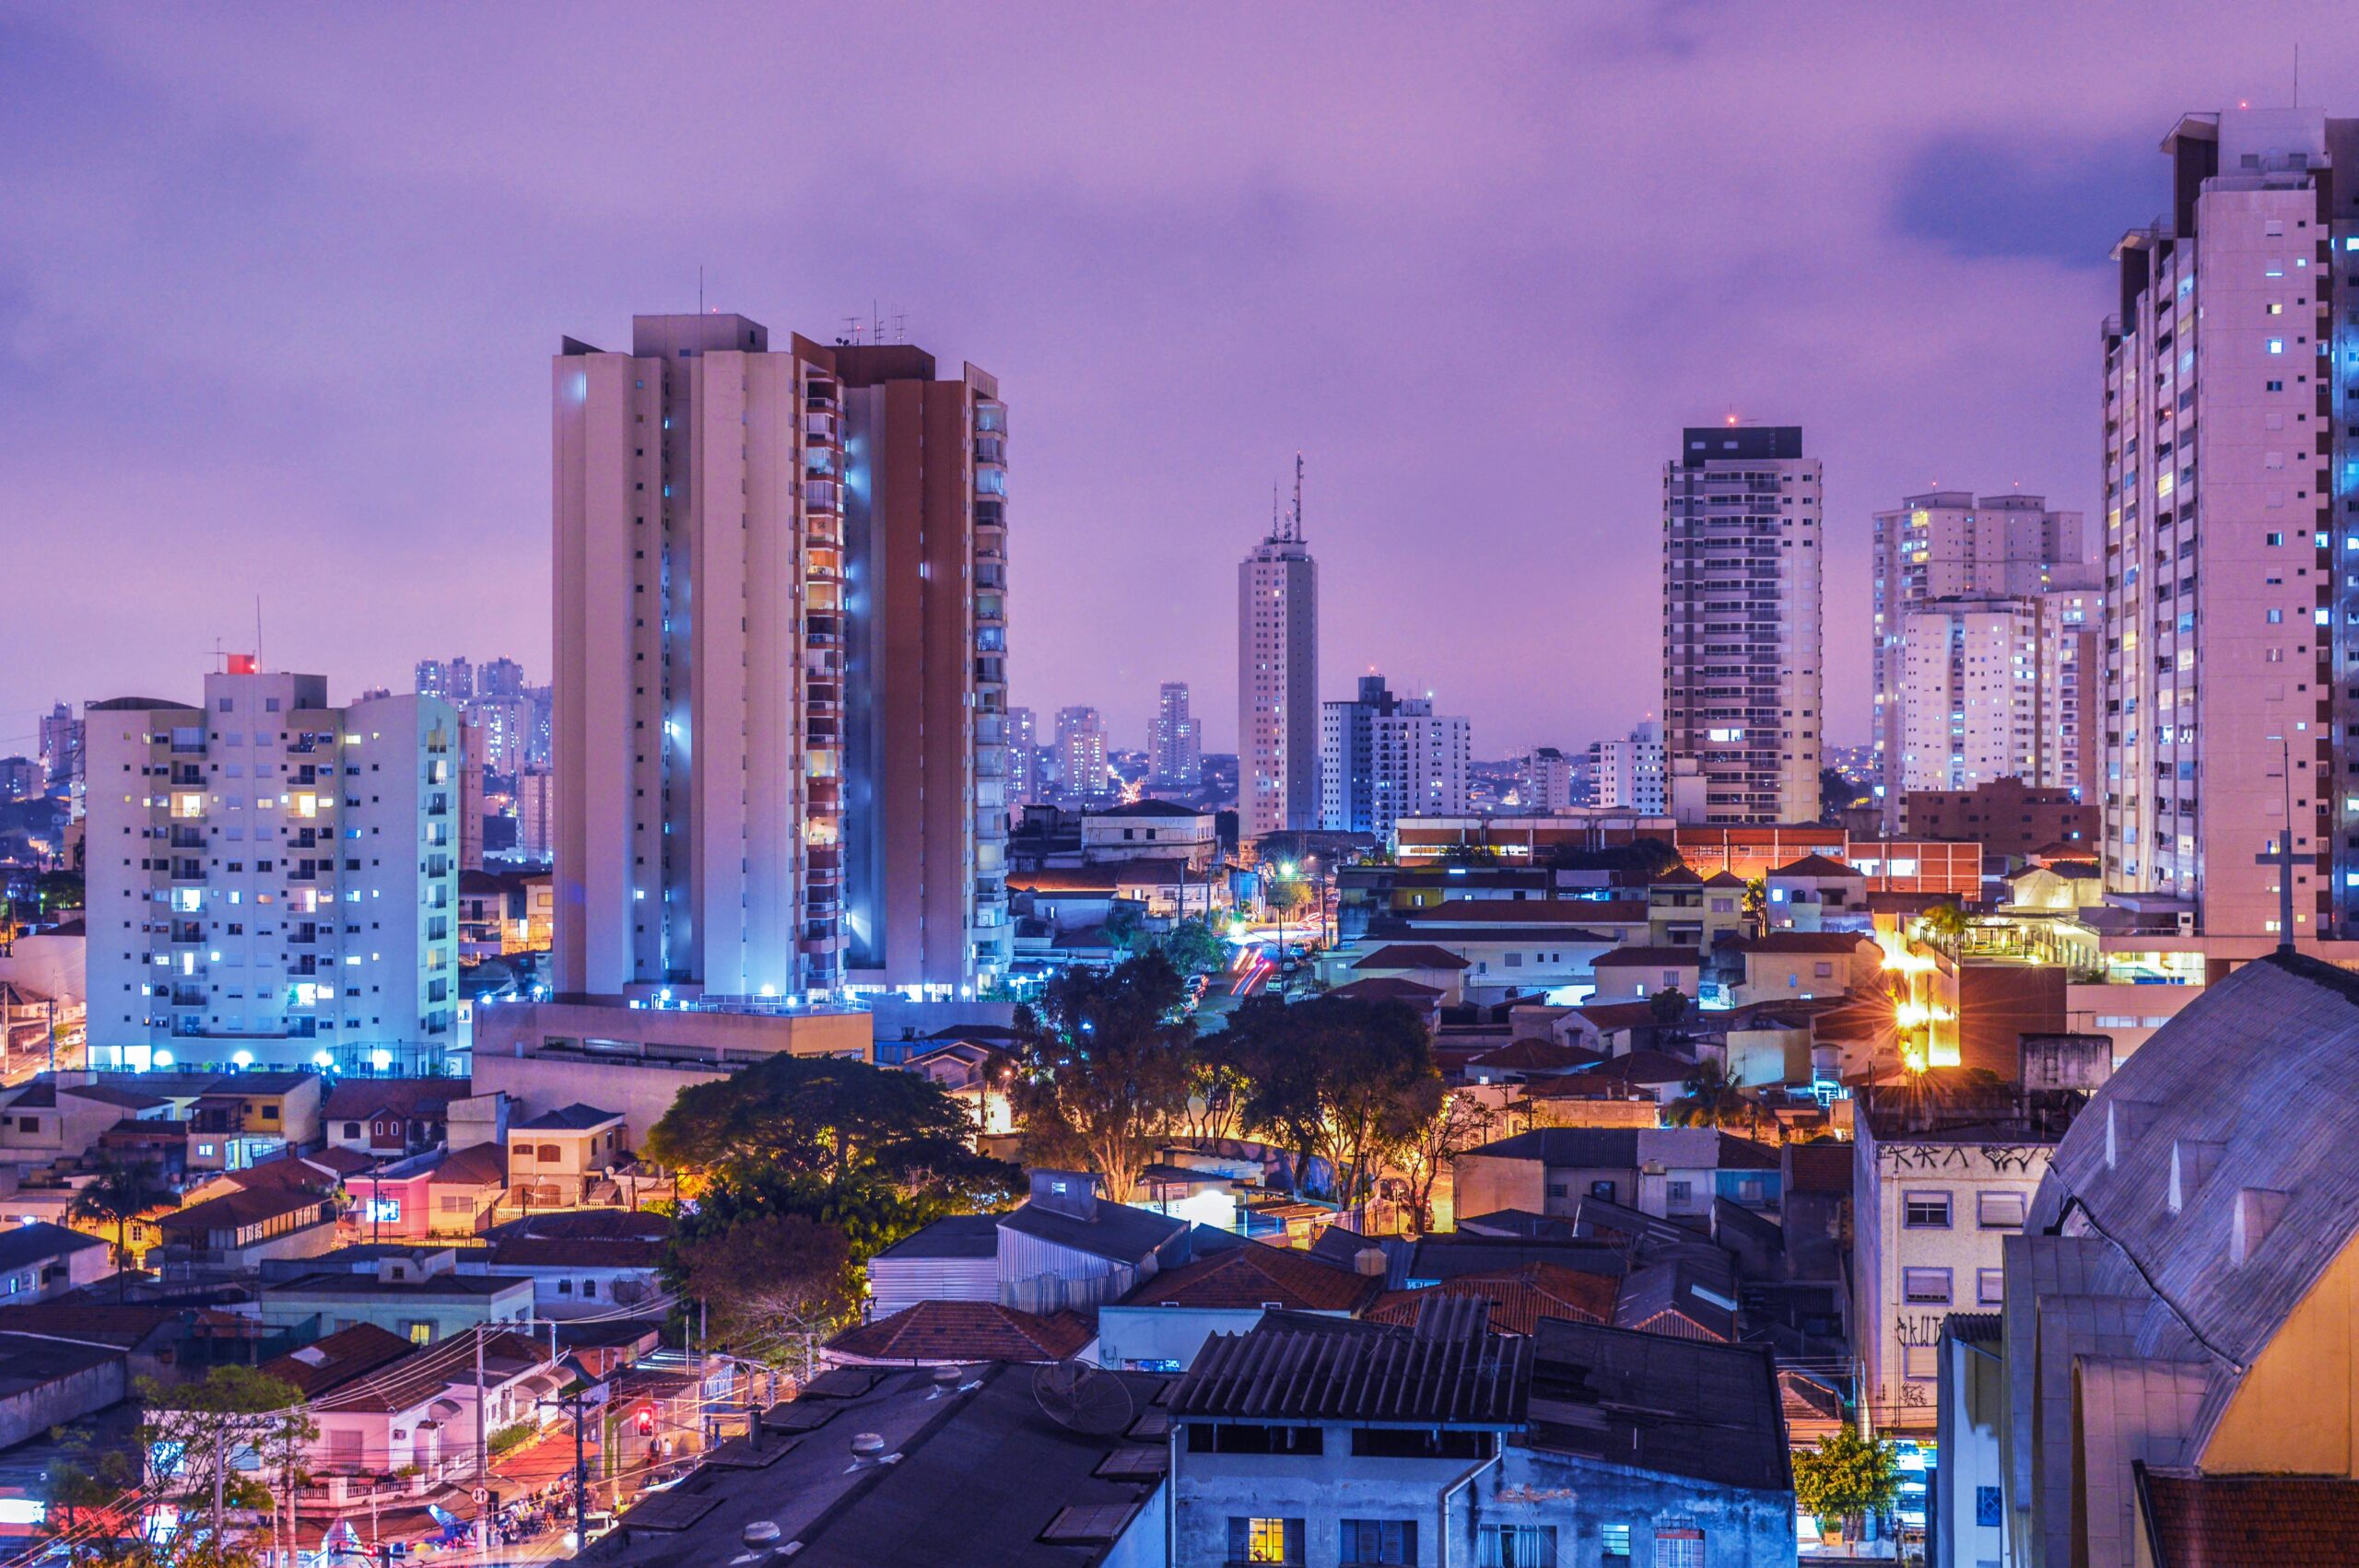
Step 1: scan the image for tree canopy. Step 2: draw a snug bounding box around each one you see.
[1230,991,1439,1211]
[1009,952,1198,1203]
[645,1052,992,1196]
[1793,1424,1900,1527]
[673,1211,857,1355]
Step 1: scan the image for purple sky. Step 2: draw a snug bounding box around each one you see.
[3,5,2344,758]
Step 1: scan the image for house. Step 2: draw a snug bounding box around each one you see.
[1588,945,1704,1006]
[0,1223,109,1304]
[1344,942,1472,1002]
[1728,931,1882,1004]
[1985,952,2359,1568]
[2131,1468,2359,1567]
[1364,1261,1617,1335]
[995,1171,1191,1313]
[1096,1241,1385,1372]
[865,1213,1001,1318]
[898,1040,1012,1139]
[1855,1072,2061,1439]
[323,1078,470,1158]
[345,1143,509,1242]
[269,1326,558,1480]
[254,1246,535,1343]
[1763,852,1871,932]
[583,1363,1172,1568]
[823,1301,1094,1367]
[1455,1129,1647,1219]
[154,1180,339,1270]
[472,1208,669,1319]
[0,1331,128,1450]
[1080,798,1219,871]
[503,1103,626,1207]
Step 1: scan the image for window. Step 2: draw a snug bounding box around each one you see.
[1903,1267,1953,1304]
[1905,1192,1953,1229]
[1228,1517,1301,1564]
[1655,1530,1705,1568]
[1904,1343,1940,1381]
[1339,1520,1417,1566]
[1600,1524,1632,1566]
[1475,1525,1556,1568]
[1666,1179,1693,1204]
[1978,1268,2006,1305]
[1978,1191,2026,1230]
[405,1322,432,1346]
[1589,1179,1617,1201]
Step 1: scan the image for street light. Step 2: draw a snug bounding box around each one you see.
[1275,860,1298,971]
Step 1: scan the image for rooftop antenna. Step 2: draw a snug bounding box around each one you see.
[1271,480,1282,540]
[1290,451,1305,543]
[698,264,704,316]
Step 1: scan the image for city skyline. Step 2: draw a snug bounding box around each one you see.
[18,7,2348,756]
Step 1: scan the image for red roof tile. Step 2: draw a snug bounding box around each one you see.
[1351,944,1471,971]
[1365,1263,1617,1336]
[1121,1241,1381,1313]
[824,1301,1093,1364]
[2140,1467,2359,1567]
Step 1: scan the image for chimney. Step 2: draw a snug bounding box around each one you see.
[1354,1247,1390,1278]
[1028,1170,1099,1221]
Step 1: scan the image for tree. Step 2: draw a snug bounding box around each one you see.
[1818,766,1856,824]
[1389,1088,1496,1234]
[1793,1424,1900,1540]
[1742,875,1767,929]
[1009,953,1197,1203]
[1919,900,1968,953]
[673,1212,857,1365]
[1172,1032,1252,1145]
[1665,1059,1755,1132]
[70,1154,178,1300]
[137,1367,316,1557]
[1156,918,1231,977]
[1232,992,1439,1216]
[645,1053,985,1196]
[1648,988,1690,1029]
[1103,901,1146,956]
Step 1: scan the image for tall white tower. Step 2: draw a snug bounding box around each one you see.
[1238,458,1319,840]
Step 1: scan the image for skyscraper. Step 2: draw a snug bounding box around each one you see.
[552,313,1009,1001]
[1152,682,1200,790]
[1238,459,1318,839]
[1007,707,1041,806]
[1872,490,2091,823]
[1320,675,1399,833]
[1516,746,1577,813]
[2103,108,2359,939]
[1661,425,1823,824]
[1055,707,1109,799]
[84,661,461,1072]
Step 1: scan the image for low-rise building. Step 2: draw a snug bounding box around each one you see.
[254,1246,534,1343]
[323,1077,469,1158]
[0,1223,109,1302]
[1728,931,1882,1005]
[1080,799,1218,870]
[503,1103,626,1208]
[345,1143,508,1241]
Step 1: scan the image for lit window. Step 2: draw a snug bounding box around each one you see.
[2268,338,2286,354]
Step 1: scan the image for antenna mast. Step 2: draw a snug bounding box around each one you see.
[1290,451,1304,543]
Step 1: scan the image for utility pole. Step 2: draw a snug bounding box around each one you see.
[212,1425,226,1546]
[473,1325,487,1556]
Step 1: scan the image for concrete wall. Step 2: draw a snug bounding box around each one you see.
[1096,1305,1310,1372]
[0,1353,126,1450]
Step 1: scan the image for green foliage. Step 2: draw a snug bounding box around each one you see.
[645,1052,992,1194]
[135,1366,316,1537]
[1665,1058,1755,1130]
[487,1422,539,1457]
[1156,917,1231,977]
[1229,991,1439,1210]
[671,1167,975,1270]
[1793,1424,1901,1524]
[70,1153,178,1298]
[673,1211,858,1353]
[1010,952,1199,1203]
[1648,988,1689,1028]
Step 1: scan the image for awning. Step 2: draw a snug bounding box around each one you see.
[427,1398,464,1421]
[517,1373,560,1399]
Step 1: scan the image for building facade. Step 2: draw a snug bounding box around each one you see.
[1152,681,1201,790]
[1517,745,1576,813]
[1662,426,1823,824]
[2104,108,2359,939]
[1238,464,1318,840]
[1370,699,1471,840]
[1590,720,1668,813]
[84,664,461,1074]
[1053,706,1108,801]
[1319,675,1398,835]
[551,314,1009,1003]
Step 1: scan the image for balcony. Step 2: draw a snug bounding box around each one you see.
[169,922,203,944]
[803,479,842,513]
[168,827,205,849]
[803,411,839,443]
[170,860,205,883]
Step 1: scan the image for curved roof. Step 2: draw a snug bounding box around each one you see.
[2030,951,2359,1442]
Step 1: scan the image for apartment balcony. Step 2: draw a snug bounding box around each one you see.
[806,845,842,873]
[975,437,1007,466]
[168,827,205,849]
[804,382,839,411]
[804,411,840,443]
[170,988,207,1009]
[170,860,205,883]
[807,778,841,810]
[171,766,205,787]
[803,479,842,513]
[168,923,203,944]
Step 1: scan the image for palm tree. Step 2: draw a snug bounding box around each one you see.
[69,1154,177,1301]
[1919,900,1968,954]
[1665,1059,1755,1133]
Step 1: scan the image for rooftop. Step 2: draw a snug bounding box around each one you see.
[2137,1465,2359,1567]
[1350,943,1471,972]
[1173,1299,1532,1428]
[997,1198,1186,1269]
[260,1322,417,1398]
[583,1363,1170,1568]
[1590,945,1704,969]
[825,1302,1093,1364]
[1768,853,1860,879]
[1118,1240,1380,1314]
[1731,932,1876,955]
[1524,1317,1790,1492]
[873,1213,1002,1263]
[0,1222,105,1273]
[1367,1263,1618,1336]
[511,1102,623,1132]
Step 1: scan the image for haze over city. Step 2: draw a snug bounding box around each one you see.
[12,3,2343,751]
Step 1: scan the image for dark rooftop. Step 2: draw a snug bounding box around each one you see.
[1465,1128,1642,1166]
[2137,1465,2359,1568]
[0,1223,105,1273]
[1174,1299,1532,1428]
[1525,1317,1790,1492]
[1119,1240,1380,1314]
[825,1302,1093,1364]
[1407,1237,1630,1285]
[874,1213,1002,1263]
[997,1199,1185,1269]
[512,1102,622,1131]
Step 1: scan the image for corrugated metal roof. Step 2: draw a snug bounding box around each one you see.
[1172,1300,1532,1427]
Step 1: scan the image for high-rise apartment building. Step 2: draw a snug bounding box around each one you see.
[517,769,554,860]
[552,314,1009,1001]
[1054,707,1109,800]
[84,661,461,1073]
[1872,490,2092,822]
[1662,426,1824,824]
[1370,699,1471,840]
[477,658,526,701]
[1517,746,1577,813]
[1238,462,1318,839]
[2104,108,2359,940]
[415,661,448,703]
[1319,675,1400,834]
[1890,587,2105,804]
[1152,682,1201,790]
[39,702,81,790]
[1589,722,1668,813]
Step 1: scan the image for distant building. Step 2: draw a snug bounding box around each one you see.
[1901,776,2097,860]
[1152,681,1201,790]
[37,703,81,790]
[1663,426,1822,824]
[0,757,36,802]
[1238,461,1318,838]
[1007,707,1043,807]
[1054,707,1109,800]
[1589,721,1667,813]
[515,769,554,859]
[1371,698,1470,839]
[1516,745,1576,813]
[1320,675,1400,834]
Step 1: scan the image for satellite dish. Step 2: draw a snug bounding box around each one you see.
[1033,1362,1134,1436]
